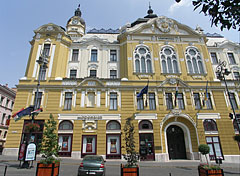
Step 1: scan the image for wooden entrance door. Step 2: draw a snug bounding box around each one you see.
[167,125,186,159]
[139,133,155,161]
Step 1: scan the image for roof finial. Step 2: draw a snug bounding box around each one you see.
[75,4,82,17]
[149,2,151,9]
[147,2,153,15]
[78,4,80,8]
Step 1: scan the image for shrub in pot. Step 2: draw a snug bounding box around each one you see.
[36,114,60,176]
[121,116,139,176]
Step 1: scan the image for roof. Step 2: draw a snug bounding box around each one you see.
[87,28,120,34]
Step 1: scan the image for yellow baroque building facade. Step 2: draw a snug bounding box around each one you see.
[4,6,240,163]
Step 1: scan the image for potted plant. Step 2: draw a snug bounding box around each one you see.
[24,123,40,133]
[121,116,139,176]
[198,144,224,176]
[36,114,60,176]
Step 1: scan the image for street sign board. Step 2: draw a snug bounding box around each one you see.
[25,143,37,161]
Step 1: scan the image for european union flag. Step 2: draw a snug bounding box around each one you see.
[137,85,148,98]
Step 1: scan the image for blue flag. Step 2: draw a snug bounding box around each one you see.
[137,85,148,98]
[12,106,34,121]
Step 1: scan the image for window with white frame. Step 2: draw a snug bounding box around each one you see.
[233,72,240,80]
[87,92,95,107]
[228,53,236,65]
[205,93,213,109]
[0,96,4,105]
[166,93,173,110]
[203,119,218,132]
[210,52,218,65]
[137,96,144,110]
[149,93,156,110]
[72,49,79,61]
[90,70,97,77]
[107,121,121,130]
[70,69,77,78]
[64,92,72,110]
[193,93,202,109]
[5,99,9,108]
[134,46,152,73]
[160,46,179,74]
[42,44,51,57]
[110,50,117,62]
[110,70,117,79]
[206,136,223,160]
[59,120,73,130]
[1,113,6,125]
[177,93,185,110]
[109,93,117,110]
[39,66,46,80]
[185,47,205,74]
[91,49,98,62]
[34,92,42,109]
[229,92,238,110]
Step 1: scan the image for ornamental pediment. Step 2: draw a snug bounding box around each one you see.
[34,23,66,34]
[158,78,190,89]
[78,78,105,87]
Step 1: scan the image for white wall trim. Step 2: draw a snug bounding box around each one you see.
[32,45,42,77]
[197,113,221,119]
[48,44,56,77]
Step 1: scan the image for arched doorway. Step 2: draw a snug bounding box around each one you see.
[167,125,186,159]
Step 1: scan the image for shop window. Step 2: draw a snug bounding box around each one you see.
[203,119,218,132]
[107,121,121,130]
[82,135,97,157]
[206,136,223,160]
[59,121,73,130]
[160,47,179,74]
[139,120,153,130]
[106,134,121,159]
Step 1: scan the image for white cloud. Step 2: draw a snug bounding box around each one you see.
[168,0,192,13]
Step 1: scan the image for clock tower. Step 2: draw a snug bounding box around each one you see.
[67,4,86,40]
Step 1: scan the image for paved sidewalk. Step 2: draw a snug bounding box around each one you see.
[0,155,239,176]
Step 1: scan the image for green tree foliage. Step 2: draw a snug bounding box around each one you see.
[122,116,138,167]
[176,0,240,31]
[40,114,60,164]
[198,144,210,164]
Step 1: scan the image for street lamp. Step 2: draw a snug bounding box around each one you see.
[215,60,240,133]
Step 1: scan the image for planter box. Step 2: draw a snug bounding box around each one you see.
[36,162,60,176]
[121,164,139,176]
[198,166,224,176]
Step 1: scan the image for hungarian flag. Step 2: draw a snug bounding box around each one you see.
[31,108,43,115]
[174,82,179,107]
[12,106,34,122]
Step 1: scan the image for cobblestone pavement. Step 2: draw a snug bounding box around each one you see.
[0,155,239,176]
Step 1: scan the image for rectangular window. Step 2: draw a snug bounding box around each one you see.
[90,70,97,77]
[137,96,144,110]
[1,113,6,125]
[39,66,46,80]
[206,136,223,160]
[110,50,117,62]
[193,93,202,109]
[42,44,51,57]
[0,96,4,105]
[6,99,9,108]
[206,93,213,109]
[233,72,240,80]
[70,70,77,78]
[210,52,218,65]
[91,49,97,62]
[229,93,238,110]
[34,92,42,109]
[228,53,236,64]
[110,93,117,110]
[11,102,14,109]
[72,49,79,61]
[177,93,185,110]
[64,92,72,110]
[149,93,156,110]
[166,93,173,110]
[110,70,117,79]
[87,92,95,107]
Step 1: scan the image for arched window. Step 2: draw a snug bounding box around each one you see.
[139,120,153,130]
[185,47,205,74]
[160,47,179,74]
[59,120,73,130]
[134,46,152,73]
[106,120,121,130]
[203,119,218,132]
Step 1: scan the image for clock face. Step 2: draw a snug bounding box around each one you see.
[72,19,78,25]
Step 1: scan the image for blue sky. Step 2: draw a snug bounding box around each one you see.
[0,0,239,88]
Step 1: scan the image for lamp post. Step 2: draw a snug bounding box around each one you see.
[215,60,240,133]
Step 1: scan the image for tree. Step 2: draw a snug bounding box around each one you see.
[198,144,210,164]
[40,114,60,164]
[175,0,240,31]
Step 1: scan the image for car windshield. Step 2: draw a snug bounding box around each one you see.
[84,156,102,162]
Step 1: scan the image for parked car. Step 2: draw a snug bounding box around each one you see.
[78,155,106,176]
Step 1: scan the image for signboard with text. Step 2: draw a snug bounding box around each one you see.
[25,143,37,161]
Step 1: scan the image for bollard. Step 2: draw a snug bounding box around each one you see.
[4,165,7,176]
